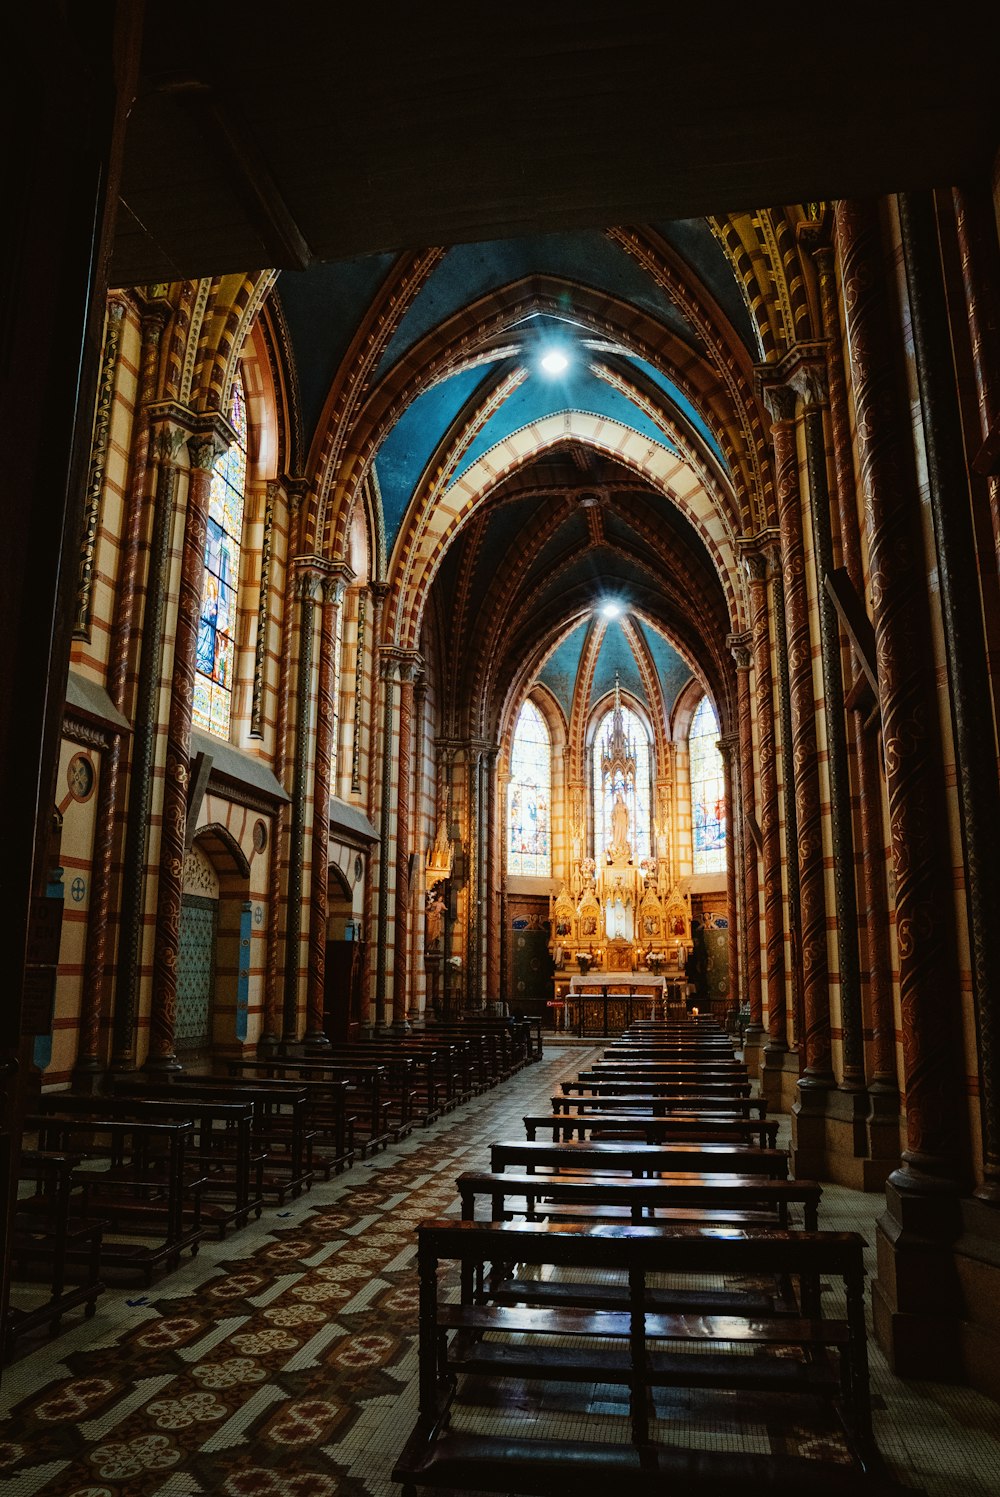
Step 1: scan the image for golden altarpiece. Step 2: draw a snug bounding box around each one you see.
[548,681,691,1017]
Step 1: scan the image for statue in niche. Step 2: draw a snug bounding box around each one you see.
[608,789,631,863]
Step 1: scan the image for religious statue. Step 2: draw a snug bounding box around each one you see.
[608,788,631,863]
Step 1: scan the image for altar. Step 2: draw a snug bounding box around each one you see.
[551,971,688,1034]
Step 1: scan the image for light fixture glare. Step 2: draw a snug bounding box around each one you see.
[601,601,621,618]
[540,349,569,374]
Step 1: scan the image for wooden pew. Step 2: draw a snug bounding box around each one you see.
[491,1137,790,1173]
[161,1076,318,1196]
[559,1081,767,1115]
[6,1150,104,1354]
[458,1168,821,1232]
[542,1104,779,1148]
[25,1114,204,1284]
[577,1070,752,1097]
[44,1090,262,1235]
[523,1119,790,1149]
[392,1218,884,1493]
[307,1040,472,1116]
[229,1058,398,1154]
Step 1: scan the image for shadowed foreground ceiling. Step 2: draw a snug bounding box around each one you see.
[113,7,998,284]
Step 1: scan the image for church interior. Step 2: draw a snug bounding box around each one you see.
[3,6,1000,1493]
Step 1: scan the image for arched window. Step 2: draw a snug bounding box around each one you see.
[508,699,551,876]
[194,369,248,738]
[689,695,726,875]
[592,699,652,863]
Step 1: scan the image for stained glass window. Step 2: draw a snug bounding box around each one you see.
[690,695,726,874]
[592,704,652,863]
[194,370,247,738]
[508,699,551,876]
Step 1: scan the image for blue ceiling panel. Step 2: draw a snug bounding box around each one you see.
[654,219,760,355]
[637,619,694,717]
[276,255,396,451]
[374,231,698,379]
[591,620,647,709]
[626,357,728,469]
[375,363,501,546]
[538,622,589,720]
[451,364,676,488]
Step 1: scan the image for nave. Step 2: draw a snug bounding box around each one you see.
[3,1043,1000,1497]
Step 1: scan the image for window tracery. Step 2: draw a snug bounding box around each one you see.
[194,370,247,737]
[592,691,652,864]
[689,694,726,874]
[507,699,551,876]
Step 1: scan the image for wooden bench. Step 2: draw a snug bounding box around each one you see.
[392,1217,883,1495]
[458,1168,821,1232]
[307,1040,472,1116]
[6,1149,104,1355]
[25,1114,205,1284]
[162,1076,318,1197]
[491,1137,790,1173]
[543,1104,778,1148]
[577,1070,752,1097]
[523,1115,787,1162]
[45,1089,262,1235]
[559,1081,767,1115]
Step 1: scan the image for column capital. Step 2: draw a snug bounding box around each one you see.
[379,645,422,683]
[187,412,233,473]
[147,400,196,462]
[756,376,797,426]
[717,732,738,763]
[323,560,356,605]
[290,553,327,602]
[369,579,391,605]
[727,631,753,670]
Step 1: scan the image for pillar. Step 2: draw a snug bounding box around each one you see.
[391,659,417,1029]
[762,381,834,1091]
[112,413,188,1068]
[717,735,740,1022]
[838,197,966,1378]
[769,552,804,1058]
[283,561,324,1043]
[306,565,353,1045]
[147,422,229,1069]
[729,632,763,1075]
[900,189,1000,1203]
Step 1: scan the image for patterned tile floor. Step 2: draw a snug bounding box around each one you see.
[2,1042,1000,1496]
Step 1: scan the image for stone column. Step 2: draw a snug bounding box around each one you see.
[744,542,787,1102]
[73,732,121,1084]
[112,413,188,1068]
[108,294,172,715]
[365,583,390,1028]
[147,420,230,1070]
[466,745,484,1010]
[900,190,1000,1203]
[837,197,966,1378]
[391,658,418,1029]
[849,674,900,1187]
[283,561,324,1043]
[409,673,428,1022]
[791,357,865,1094]
[373,650,396,1031]
[306,565,353,1045]
[762,380,835,1094]
[730,632,763,1075]
[718,735,741,1018]
[769,554,803,1056]
[485,746,501,1004]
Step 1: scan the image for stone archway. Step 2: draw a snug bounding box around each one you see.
[179,825,252,1061]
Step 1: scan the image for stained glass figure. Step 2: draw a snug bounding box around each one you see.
[592,693,651,864]
[194,370,247,737]
[508,699,551,876]
[690,695,726,874]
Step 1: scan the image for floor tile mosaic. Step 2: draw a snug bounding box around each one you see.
[1,1042,999,1496]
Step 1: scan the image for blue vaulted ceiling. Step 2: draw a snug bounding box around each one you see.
[538,623,589,721]
[374,231,701,379]
[636,620,694,716]
[591,620,647,709]
[375,357,680,552]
